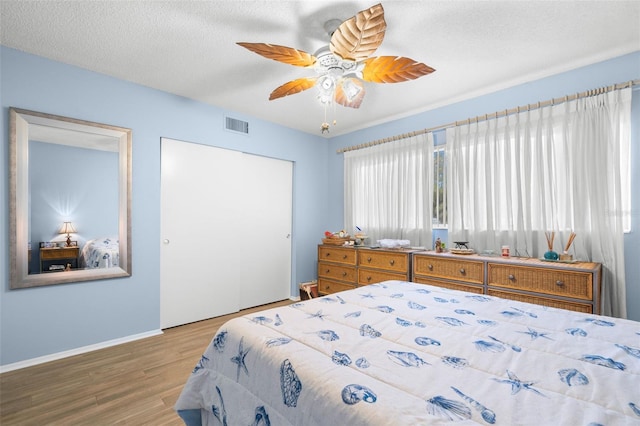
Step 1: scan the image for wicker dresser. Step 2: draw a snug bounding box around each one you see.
[317,245,416,295]
[412,252,602,314]
[486,258,601,313]
[317,245,358,295]
[357,247,414,286]
[413,254,484,294]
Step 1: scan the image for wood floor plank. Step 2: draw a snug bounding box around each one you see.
[0,299,292,425]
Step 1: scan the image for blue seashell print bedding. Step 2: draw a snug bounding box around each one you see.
[175,280,640,425]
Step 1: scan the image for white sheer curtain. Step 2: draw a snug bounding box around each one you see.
[447,88,631,317]
[344,133,434,247]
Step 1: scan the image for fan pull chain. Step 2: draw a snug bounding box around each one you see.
[321,102,330,133]
[333,100,337,126]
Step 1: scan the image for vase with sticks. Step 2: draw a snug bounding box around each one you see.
[544,231,558,260]
[559,232,576,261]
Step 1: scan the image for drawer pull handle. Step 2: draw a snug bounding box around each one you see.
[342,272,347,277]
[428,264,433,270]
[459,268,466,274]
[342,254,347,259]
[325,285,330,290]
[389,260,395,266]
[556,280,565,286]
[325,269,330,273]
[508,274,515,281]
[325,253,331,257]
[367,257,372,262]
[367,276,372,281]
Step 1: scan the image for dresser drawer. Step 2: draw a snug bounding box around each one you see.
[488,264,592,300]
[413,255,484,284]
[358,269,408,286]
[413,276,484,294]
[318,245,356,265]
[318,261,357,282]
[487,289,593,313]
[41,247,79,260]
[317,278,356,295]
[358,250,410,273]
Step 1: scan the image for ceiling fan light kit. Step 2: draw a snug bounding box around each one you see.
[237,3,435,133]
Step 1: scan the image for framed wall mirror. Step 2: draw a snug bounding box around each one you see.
[9,107,132,289]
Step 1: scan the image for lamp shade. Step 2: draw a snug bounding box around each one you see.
[60,221,76,235]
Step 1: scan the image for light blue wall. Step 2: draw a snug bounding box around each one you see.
[0,46,329,366]
[328,51,640,321]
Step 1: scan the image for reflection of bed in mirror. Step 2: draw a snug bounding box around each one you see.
[81,237,119,269]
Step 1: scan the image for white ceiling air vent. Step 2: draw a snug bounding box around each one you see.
[225,116,249,135]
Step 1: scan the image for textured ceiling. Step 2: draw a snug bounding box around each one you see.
[1,1,639,137]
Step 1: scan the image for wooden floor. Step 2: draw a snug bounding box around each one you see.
[0,300,293,425]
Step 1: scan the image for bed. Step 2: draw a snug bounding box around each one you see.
[175,280,640,425]
[80,237,119,269]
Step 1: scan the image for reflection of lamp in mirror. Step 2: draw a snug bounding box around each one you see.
[59,221,76,247]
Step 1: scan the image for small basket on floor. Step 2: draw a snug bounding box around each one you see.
[299,280,318,300]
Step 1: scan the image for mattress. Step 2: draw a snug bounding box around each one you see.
[175,280,640,425]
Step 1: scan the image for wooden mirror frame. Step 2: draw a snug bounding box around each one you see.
[9,108,132,289]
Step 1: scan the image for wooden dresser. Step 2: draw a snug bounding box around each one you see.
[357,248,413,286]
[413,254,484,294]
[40,246,80,273]
[412,252,602,314]
[317,245,358,295]
[317,245,415,295]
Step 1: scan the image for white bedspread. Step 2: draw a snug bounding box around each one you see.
[175,280,640,425]
[80,237,119,269]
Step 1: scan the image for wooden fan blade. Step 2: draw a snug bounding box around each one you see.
[269,77,318,100]
[335,77,365,108]
[330,3,386,62]
[237,42,316,67]
[361,56,436,83]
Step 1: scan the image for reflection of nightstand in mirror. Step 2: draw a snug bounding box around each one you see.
[40,246,79,273]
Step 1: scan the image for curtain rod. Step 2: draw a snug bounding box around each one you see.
[337,79,640,154]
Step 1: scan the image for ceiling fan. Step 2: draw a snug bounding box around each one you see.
[237,3,435,133]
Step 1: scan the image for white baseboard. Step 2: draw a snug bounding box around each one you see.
[0,329,163,373]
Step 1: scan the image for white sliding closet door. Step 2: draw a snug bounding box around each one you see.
[160,138,243,329]
[160,139,293,329]
[239,153,292,309]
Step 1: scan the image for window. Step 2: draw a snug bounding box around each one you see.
[432,146,447,228]
[343,133,434,247]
